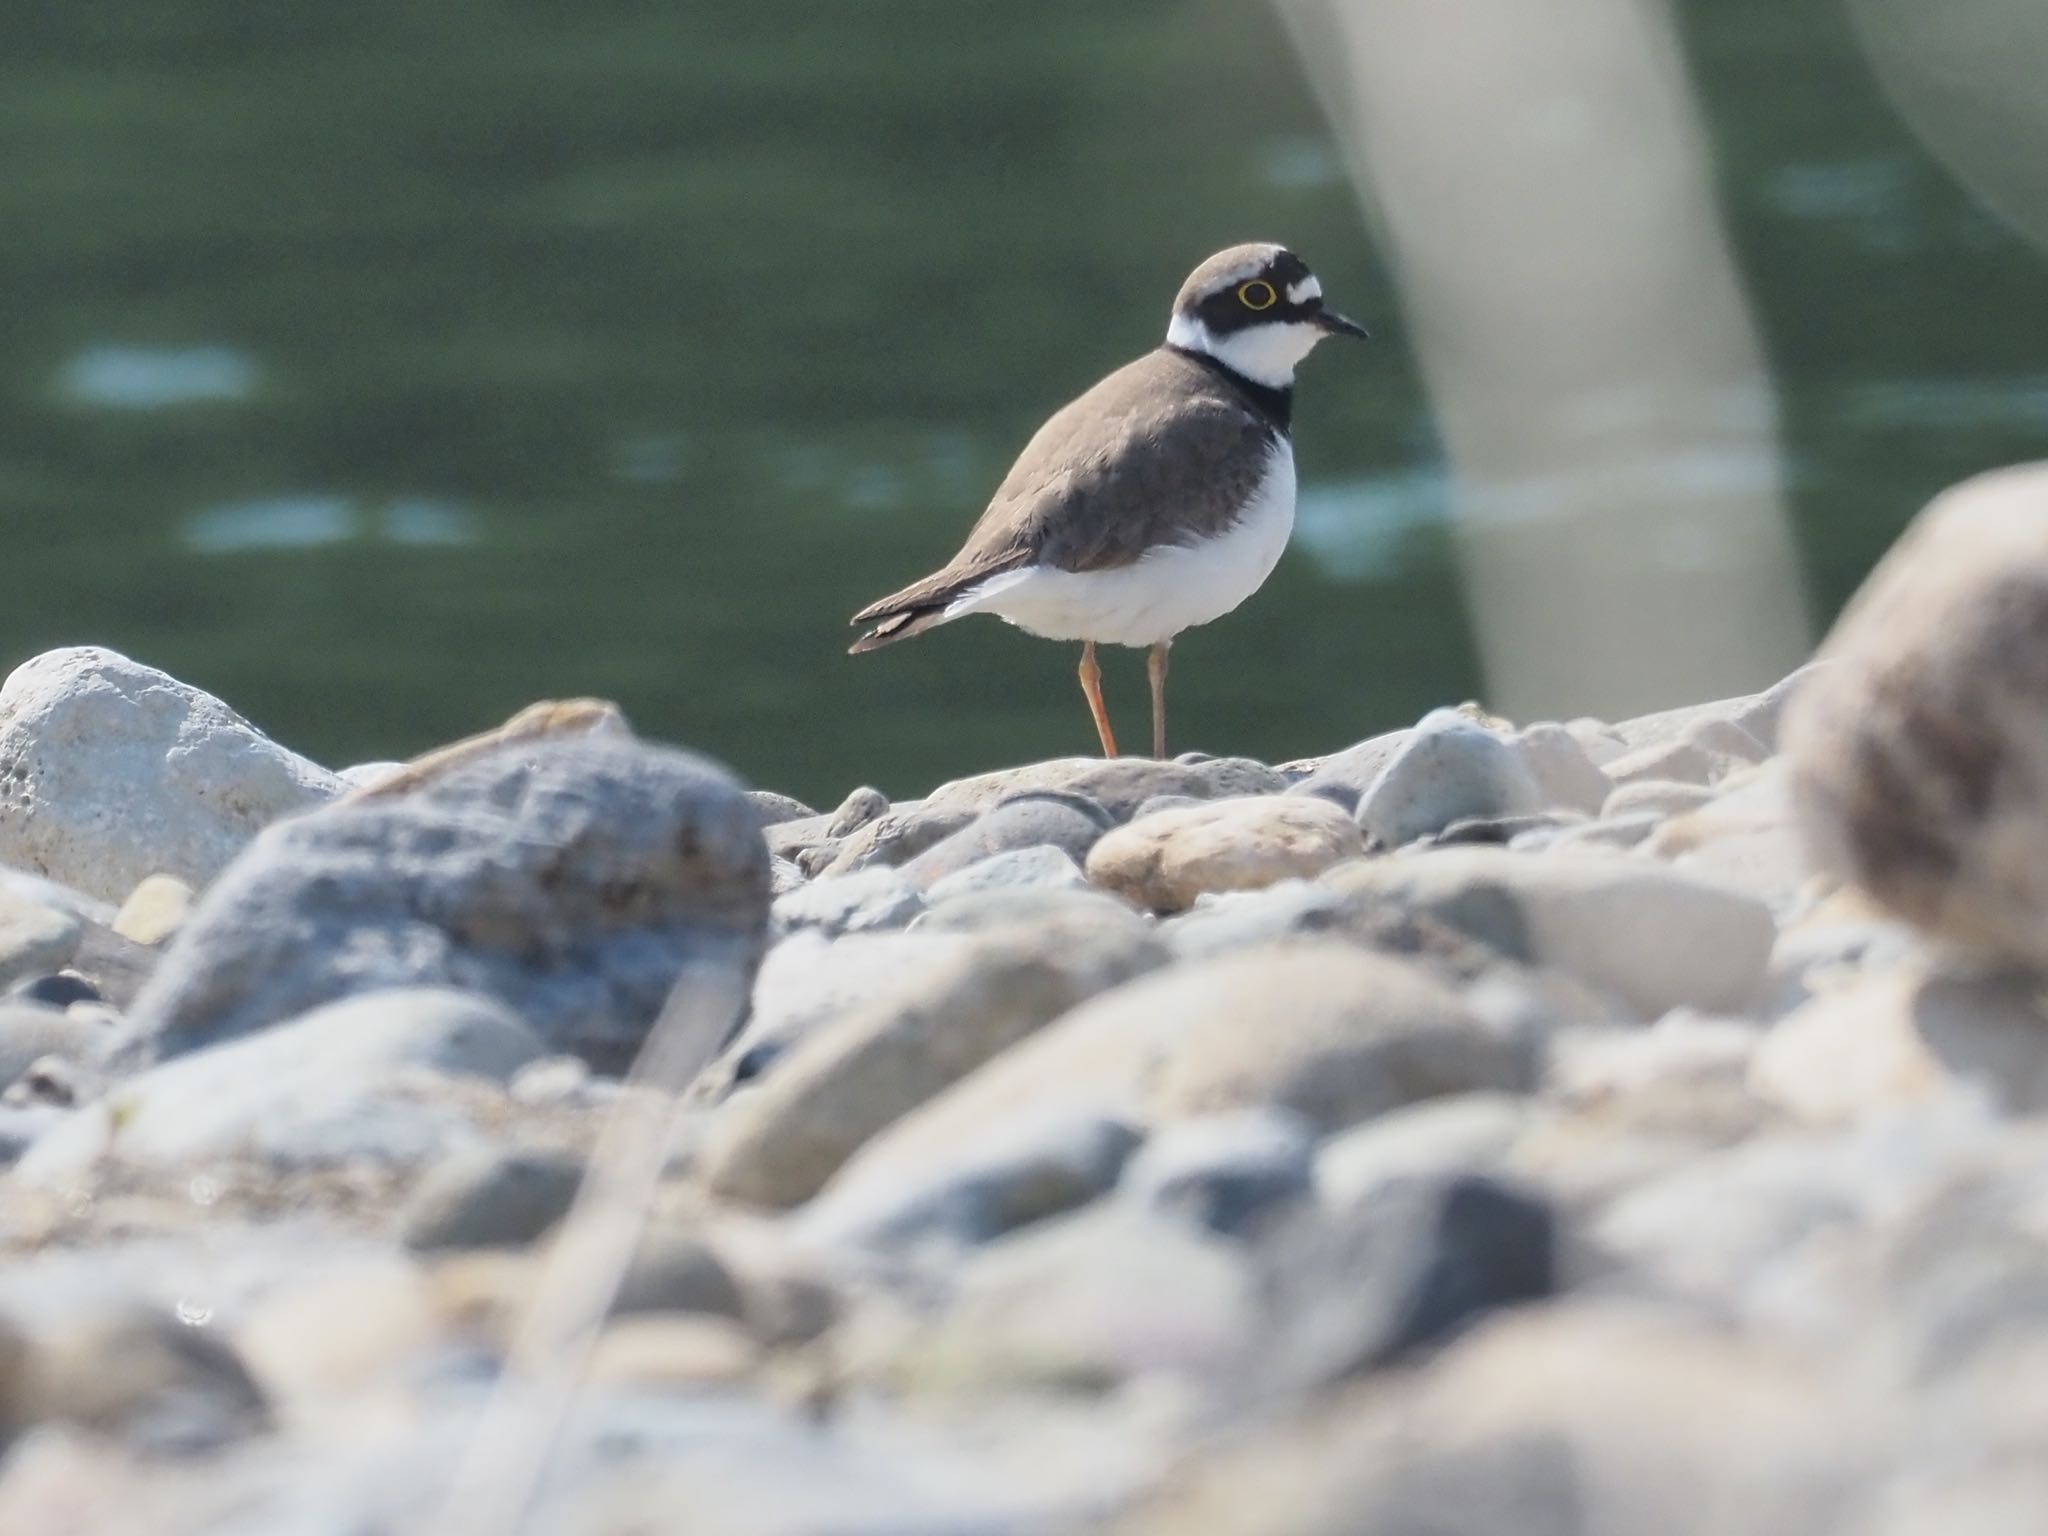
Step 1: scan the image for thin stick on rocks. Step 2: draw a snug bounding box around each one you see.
[423,959,749,1536]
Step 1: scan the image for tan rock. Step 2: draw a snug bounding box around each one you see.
[111,873,195,946]
[583,1315,760,1389]
[1785,463,2048,967]
[339,697,629,803]
[696,925,1164,1207]
[1084,796,1364,912]
[235,1256,441,1418]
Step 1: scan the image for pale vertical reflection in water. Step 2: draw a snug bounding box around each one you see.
[1276,0,1812,720]
[1850,0,2048,253]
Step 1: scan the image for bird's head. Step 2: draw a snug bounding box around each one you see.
[1164,243,1368,389]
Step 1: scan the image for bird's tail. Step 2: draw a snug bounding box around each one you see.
[847,605,954,654]
[848,550,1028,655]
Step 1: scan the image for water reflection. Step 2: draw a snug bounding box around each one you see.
[183,496,480,554]
[1293,470,1448,581]
[58,345,259,410]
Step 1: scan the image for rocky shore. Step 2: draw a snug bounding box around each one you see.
[6,467,2048,1534]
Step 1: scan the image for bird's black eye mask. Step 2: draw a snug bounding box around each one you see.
[1195,256,1318,333]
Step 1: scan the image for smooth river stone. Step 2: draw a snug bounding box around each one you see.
[1084,795,1364,912]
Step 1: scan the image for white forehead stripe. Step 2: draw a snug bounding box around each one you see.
[1196,254,1277,298]
[1287,276,1322,304]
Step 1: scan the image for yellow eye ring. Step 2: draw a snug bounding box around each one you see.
[1237,279,1278,311]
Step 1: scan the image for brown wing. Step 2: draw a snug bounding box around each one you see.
[849,349,1278,651]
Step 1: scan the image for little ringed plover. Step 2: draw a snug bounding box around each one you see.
[849,242,1367,758]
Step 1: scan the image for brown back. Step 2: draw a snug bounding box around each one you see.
[851,347,1284,632]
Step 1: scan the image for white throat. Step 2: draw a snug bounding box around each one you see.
[1165,313,1322,389]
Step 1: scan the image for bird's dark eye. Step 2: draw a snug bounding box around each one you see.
[1237,279,1278,311]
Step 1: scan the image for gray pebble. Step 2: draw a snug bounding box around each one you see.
[923,845,1089,905]
[9,970,100,1008]
[897,792,1113,888]
[826,785,891,838]
[747,789,816,828]
[609,1228,747,1320]
[1357,710,1544,849]
[1256,1173,1556,1387]
[402,1145,587,1251]
[804,1106,1144,1249]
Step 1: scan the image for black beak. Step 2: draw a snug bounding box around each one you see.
[1314,306,1371,341]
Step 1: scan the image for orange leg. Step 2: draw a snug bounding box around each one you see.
[1078,641,1118,757]
[1148,641,1170,759]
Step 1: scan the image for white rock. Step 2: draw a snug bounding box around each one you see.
[1565,717,1631,765]
[0,648,342,903]
[1356,709,1544,847]
[1759,914,1929,1018]
[924,845,1089,904]
[1610,663,1826,754]
[1648,759,1813,910]
[15,987,542,1178]
[905,1205,1258,1387]
[0,1002,114,1089]
[1512,722,1613,815]
[721,929,983,1077]
[1751,968,2048,1121]
[1604,779,1717,818]
[1322,847,1777,1019]
[1601,736,1741,790]
[769,865,924,938]
[1316,1092,1529,1209]
[1122,1107,1315,1235]
[0,891,81,988]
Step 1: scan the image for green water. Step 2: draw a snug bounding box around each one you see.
[6,2,2046,808]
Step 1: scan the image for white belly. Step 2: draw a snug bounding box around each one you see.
[949,442,1296,648]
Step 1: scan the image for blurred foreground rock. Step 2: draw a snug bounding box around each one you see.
[124,735,770,1071]
[1788,462,2048,969]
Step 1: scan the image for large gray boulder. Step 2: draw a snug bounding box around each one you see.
[0,647,341,902]
[120,736,771,1071]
